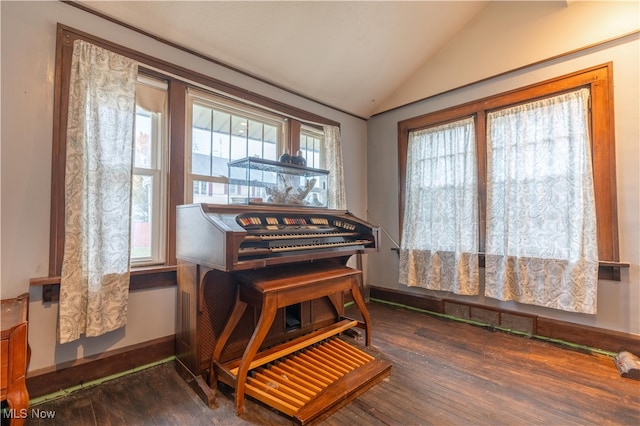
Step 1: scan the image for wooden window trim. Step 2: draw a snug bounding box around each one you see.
[36,24,340,298]
[398,63,627,280]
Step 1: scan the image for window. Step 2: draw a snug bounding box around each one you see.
[299,125,325,169]
[186,90,286,204]
[483,89,598,313]
[47,25,341,282]
[399,117,479,295]
[398,64,621,283]
[131,77,168,265]
[485,89,596,261]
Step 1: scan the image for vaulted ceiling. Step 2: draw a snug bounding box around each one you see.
[75,1,491,119]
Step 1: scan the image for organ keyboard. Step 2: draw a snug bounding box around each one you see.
[176,203,379,271]
[175,203,390,424]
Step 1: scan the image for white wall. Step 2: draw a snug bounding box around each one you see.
[367,4,639,335]
[374,1,640,115]
[0,1,367,372]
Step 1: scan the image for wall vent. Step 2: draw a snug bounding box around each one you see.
[443,300,535,335]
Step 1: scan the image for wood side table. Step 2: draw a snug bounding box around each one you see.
[1,293,30,426]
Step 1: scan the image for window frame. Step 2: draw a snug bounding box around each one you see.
[398,64,622,280]
[131,97,167,266]
[45,24,339,290]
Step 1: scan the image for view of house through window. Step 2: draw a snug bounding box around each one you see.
[187,90,285,204]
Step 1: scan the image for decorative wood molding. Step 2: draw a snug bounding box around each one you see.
[536,318,640,355]
[370,286,640,355]
[26,335,175,399]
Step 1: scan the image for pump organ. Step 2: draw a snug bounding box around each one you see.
[175,203,390,424]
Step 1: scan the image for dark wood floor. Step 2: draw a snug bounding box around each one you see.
[26,301,639,425]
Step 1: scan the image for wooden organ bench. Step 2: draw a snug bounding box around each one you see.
[210,261,387,422]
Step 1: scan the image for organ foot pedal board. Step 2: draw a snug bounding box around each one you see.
[210,262,391,424]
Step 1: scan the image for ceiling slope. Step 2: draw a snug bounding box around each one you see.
[76,1,490,119]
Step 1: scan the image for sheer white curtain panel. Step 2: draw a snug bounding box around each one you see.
[58,40,138,343]
[322,125,347,210]
[399,117,479,295]
[484,88,599,314]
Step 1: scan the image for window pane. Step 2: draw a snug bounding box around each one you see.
[402,118,478,252]
[192,180,228,204]
[263,124,278,160]
[131,174,153,259]
[132,77,167,265]
[231,115,248,160]
[187,92,286,203]
[135,109,152,168]
[484,88,598,313]
[399,117,479,294]
[264,124,277,144]
[300,127,323,168]
[248,120,263,158]
[211,111,231,176]
[486,89,595,260]
[192,104,213,176]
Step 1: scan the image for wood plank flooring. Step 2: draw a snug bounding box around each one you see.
[25,301,640,425]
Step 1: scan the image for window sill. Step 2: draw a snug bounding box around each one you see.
[390,248,629,281]
[29,265,177,303]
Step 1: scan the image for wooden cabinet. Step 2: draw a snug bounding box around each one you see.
[1,294,29,426]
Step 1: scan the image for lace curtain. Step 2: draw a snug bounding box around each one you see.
[323,125,347,210]
[484,89,599,314]
[58,40,138,343]
[399,118,479,295]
